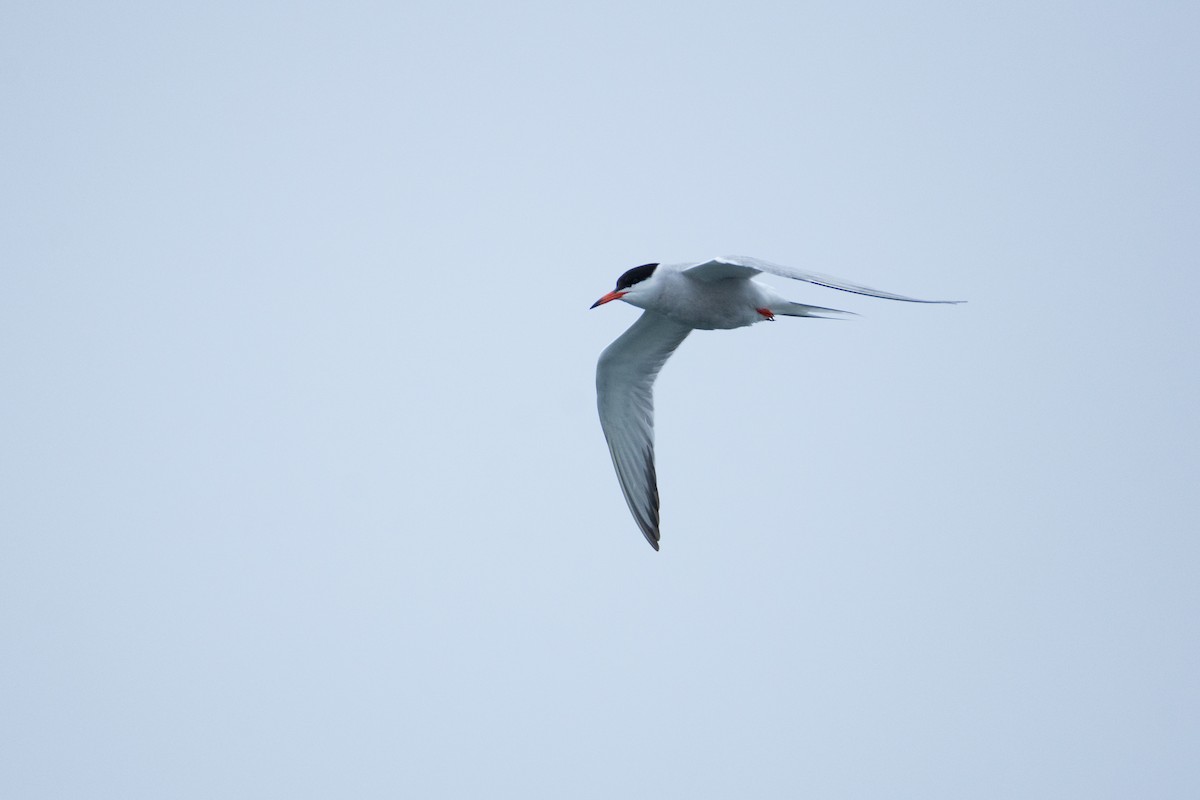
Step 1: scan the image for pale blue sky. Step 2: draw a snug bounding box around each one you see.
[3,2,1198,798]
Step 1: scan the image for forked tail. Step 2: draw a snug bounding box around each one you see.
[774,301,856,319]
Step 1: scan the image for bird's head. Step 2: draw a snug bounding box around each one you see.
[590,263,659,310]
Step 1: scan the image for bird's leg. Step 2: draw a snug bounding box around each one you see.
[756,307,775,321]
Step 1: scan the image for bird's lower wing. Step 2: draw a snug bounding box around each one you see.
[683,255,964,304]
[596,311,692,550]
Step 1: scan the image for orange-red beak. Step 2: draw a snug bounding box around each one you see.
[590,290,627,309]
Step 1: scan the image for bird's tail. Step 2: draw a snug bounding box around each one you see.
[775,301,856,319]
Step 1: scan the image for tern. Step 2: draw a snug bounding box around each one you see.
[590,255,961,551]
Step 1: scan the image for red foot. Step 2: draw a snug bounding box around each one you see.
[756,307,775,321]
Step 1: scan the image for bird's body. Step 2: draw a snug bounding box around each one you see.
[606,260,850,329]
[615,262,784,329]
[591,255,961,551]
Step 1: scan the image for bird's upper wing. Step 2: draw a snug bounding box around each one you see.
[682,255,963,303]
[596,310,692,550]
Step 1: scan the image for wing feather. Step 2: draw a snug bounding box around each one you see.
[596,311,692,550]
[683,255,963,304]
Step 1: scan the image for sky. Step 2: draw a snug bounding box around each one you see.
[2,1,1198,797]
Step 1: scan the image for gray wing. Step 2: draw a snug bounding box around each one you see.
[682,255,963,303]
[596,311,692,550]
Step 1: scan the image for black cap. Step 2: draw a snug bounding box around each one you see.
[615,263,658,291]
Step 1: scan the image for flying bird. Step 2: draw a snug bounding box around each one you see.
[590,255,962,551]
